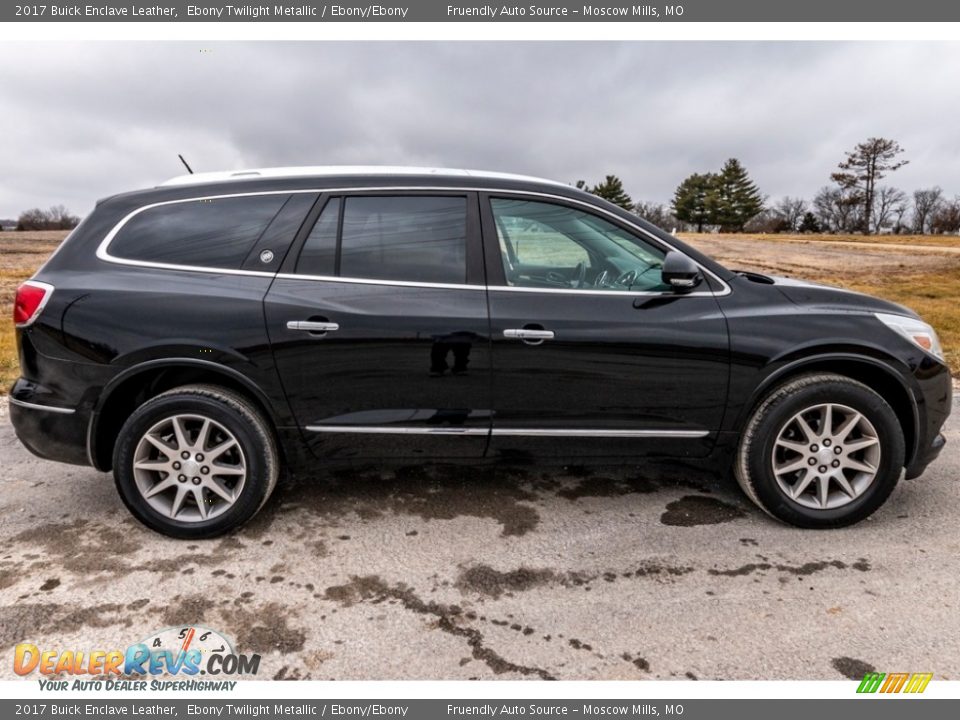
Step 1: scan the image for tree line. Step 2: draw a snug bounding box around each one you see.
[579,137,960,235]
[8,139,960,236]
[5,205,81,231]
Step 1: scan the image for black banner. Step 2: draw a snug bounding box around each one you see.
[4,0,960,23]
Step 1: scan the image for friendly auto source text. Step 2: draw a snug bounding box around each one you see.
[447,5,676,18]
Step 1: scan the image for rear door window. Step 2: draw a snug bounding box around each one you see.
[339,196,467,284]
[296,196,340,277]
[110,194,288,269]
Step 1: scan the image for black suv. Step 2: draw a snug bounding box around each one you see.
[9,167,951,537]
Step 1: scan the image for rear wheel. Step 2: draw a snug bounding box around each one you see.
[735,373,905,528]
[113,384,278,538]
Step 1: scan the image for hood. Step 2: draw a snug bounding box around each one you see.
[739,271,919,319]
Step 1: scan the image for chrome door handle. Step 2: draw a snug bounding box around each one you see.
[503,328,554,341]
[287,320,339,333]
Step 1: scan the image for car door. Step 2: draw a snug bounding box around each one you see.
[264,191,492,460]
[481,193,730,459]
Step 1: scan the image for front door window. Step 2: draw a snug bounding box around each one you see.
[490,198,669,292]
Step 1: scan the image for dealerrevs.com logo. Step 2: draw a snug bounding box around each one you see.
[857,672,933,694]
[14,626,259,691]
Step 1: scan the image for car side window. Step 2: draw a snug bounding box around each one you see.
[296,196,340,276]
[490,198,669,292]
[110,194,288,269]
[338,196,467,284]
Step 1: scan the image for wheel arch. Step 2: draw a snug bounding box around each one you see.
[87,358,283,472]
[734,353,920,467]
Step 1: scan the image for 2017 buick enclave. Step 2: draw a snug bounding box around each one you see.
[9,167,951,537]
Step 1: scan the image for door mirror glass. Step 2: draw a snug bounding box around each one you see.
[661,251,703,292]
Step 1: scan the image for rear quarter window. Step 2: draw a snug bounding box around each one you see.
[109,194,289,269]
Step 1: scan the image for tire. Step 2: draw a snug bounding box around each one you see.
[734,373,905,528]
[113,384,279,539]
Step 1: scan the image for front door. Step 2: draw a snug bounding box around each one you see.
[481,194,729,459]
[265,192,491,460]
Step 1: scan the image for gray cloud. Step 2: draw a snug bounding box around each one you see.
[1,41,958,217]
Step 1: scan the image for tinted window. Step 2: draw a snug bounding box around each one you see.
[491,198,667,292]
[111,195,288,269]
[296,197,340,276]
[340,196,467,284]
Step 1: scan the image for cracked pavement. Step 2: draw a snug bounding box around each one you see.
[1,396,957,681]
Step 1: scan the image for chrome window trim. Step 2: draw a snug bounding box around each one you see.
[276,272,482,291]
[95,186,730,297]
[306,425,708,438]
[95,189,297,277]
[9,397,76,415]
[14,280,56,328]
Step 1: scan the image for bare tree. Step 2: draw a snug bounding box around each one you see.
[743,209,782,233]
[47,205,80,230]
[931,197,960,234]
[16,208,49,231]
[912,187,943,234]
[892,201,910,234]
[871,187,907,234]
[831,137,908,234]
[15,205,80,231]
[772,196,807,232]
[634,201,679,230]
[813,186,861,233]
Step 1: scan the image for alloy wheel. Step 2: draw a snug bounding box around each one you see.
[132,413,247,522]
[771,403,881,510]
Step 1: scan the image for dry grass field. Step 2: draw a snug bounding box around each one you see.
[0,231,64,392]
[679,232,960,375]
[1,230,958,393]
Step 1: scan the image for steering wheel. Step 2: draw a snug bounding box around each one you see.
[572,261,587,289]
[614,269,637,288]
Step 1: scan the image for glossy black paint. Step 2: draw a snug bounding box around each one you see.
[8,170,952,483]
[265,277,492,459]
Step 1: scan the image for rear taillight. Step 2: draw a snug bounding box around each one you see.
[13,281,53,327]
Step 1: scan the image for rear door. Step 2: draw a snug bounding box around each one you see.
[264,191,492,460]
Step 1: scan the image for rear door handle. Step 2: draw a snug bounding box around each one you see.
[503,328,554,344]
[287,320,340,333]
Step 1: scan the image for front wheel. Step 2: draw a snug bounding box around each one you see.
[735,373,905,528]
[113,384,279,538]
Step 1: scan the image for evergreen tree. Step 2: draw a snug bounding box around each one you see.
[712,158,764,232]
[798,211,821,233]
[671,173,716,233]
[588,175,634,210]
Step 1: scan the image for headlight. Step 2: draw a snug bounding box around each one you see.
[875,313,944,361]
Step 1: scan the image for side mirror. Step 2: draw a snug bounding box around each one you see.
[661,251,703,292]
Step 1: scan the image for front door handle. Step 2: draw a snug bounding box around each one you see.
[503,328,554,345]
[287,320,340,333]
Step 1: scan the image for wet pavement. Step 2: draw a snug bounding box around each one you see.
[1,396,957,680]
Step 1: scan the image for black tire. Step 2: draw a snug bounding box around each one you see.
[734,373,905,528]
[113,384,278,539]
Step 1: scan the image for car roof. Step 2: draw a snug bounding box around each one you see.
[159,165,570,189]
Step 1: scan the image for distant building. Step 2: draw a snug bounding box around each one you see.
[0,219,18,231]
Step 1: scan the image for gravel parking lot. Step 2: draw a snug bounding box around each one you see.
[1,395,957,681]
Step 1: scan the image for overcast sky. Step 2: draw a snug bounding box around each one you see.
[1,41,959,218]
